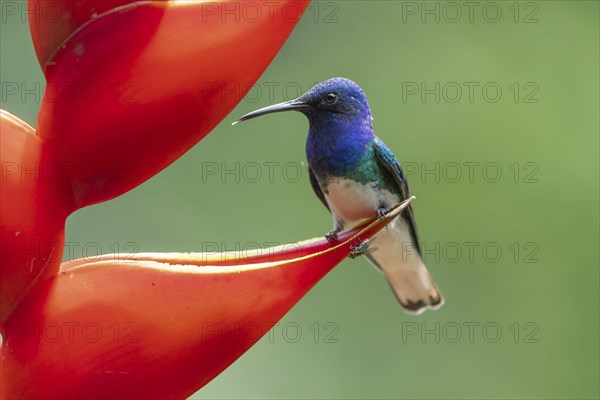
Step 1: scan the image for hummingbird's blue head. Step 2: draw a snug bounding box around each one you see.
[234,77,373,127]
[296,78,372,123]
[234,78,375,176]
[234,78,376,175]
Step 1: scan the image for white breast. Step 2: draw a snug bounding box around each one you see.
[324,178,400,227]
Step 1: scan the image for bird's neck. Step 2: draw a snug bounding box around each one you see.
[306,114,374,179]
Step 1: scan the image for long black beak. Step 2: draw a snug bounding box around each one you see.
[232,100,309,125]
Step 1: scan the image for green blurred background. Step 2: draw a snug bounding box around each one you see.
[1,1,598,398]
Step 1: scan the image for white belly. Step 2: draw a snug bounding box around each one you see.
[324,178,399,228]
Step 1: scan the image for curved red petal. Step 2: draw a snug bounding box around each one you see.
[36,0,309,210]
[0,110,71,324]
[27,0,169,68]
[1,201,411,399]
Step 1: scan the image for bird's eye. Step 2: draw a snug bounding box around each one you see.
[324,92,339,105]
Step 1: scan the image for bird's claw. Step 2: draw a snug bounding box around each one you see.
[376,207,387,219]
[349,239,376,259]
[325,229,340,243]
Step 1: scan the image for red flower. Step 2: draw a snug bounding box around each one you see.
[1,1,410,398]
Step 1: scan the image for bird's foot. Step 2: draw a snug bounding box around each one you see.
[325,229,341,244]
[349,239,377,259]
[376,207,388,220]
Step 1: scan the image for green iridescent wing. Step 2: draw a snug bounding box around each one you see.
[373,137,422,254]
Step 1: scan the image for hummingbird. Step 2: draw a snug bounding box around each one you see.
[234,77,443,314]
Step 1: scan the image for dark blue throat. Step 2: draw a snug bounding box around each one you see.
[305,113,374,179]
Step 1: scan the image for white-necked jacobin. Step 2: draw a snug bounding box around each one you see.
[234,77,443,314]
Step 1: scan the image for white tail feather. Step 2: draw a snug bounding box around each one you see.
[366,218,443,314]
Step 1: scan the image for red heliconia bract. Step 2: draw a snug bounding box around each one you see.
[2,0,310,325]
[1,201,412,399]
[28,0,170,68]
[37,0,311,209]
[0,111,72,324]
[1,0,408,398]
